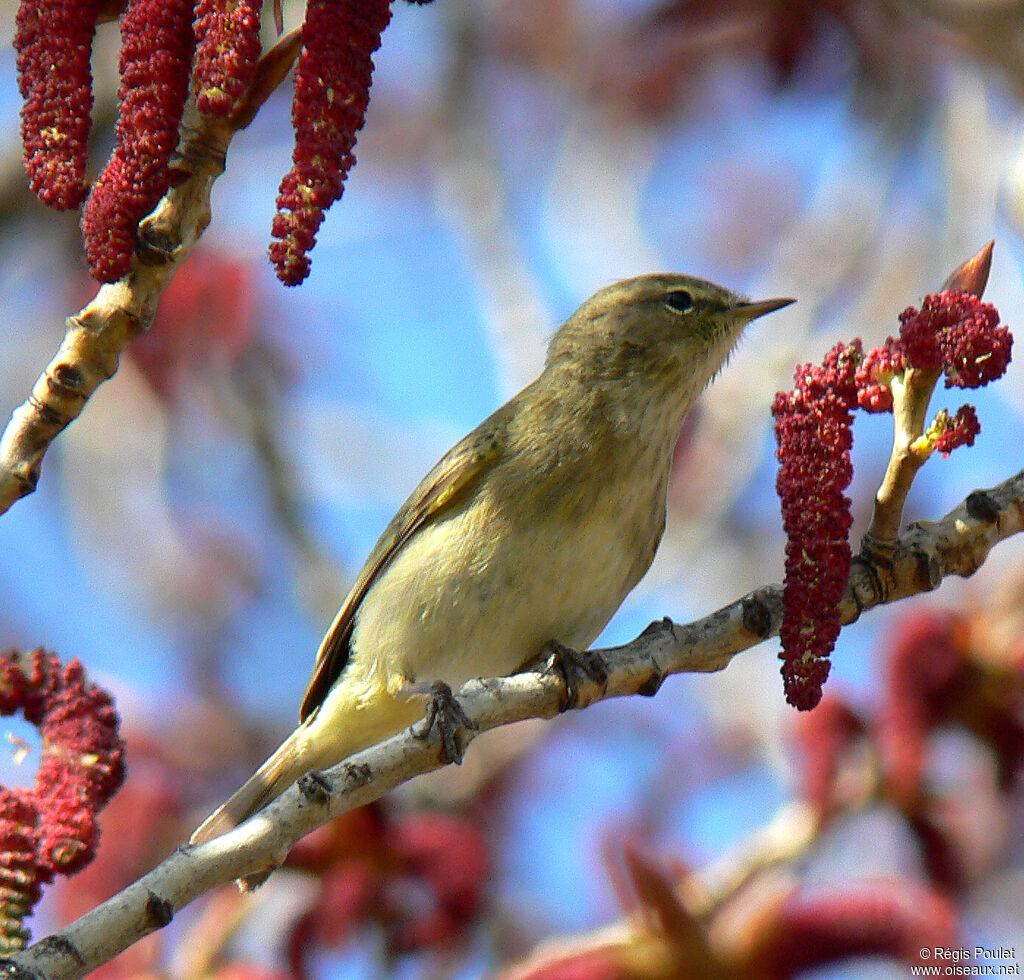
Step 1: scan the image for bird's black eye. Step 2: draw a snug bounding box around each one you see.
[663,289,694,313]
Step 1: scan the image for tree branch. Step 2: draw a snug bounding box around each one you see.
[0,31,301,516]
[2,467,1022,980]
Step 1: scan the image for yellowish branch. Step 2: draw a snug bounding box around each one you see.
[0,31,302,515]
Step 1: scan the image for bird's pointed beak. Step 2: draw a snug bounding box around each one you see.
[736,296,795,320]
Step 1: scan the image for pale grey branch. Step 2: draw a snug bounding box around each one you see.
[2,468,1022,980]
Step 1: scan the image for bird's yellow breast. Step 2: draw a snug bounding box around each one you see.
[346,442,669,697]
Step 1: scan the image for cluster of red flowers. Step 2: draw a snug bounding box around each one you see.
[796,608,1024,889]
[773,288,1012,711]
[855,289,1011,456]
[899,290,1011,388]
[14,0,433,285]
[0,649,125,953]
[284,803,489,974]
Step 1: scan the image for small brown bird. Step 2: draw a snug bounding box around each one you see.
[191,274,793,844]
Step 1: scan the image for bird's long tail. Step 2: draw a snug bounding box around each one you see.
[190,685,426,846]
[190,725,312,845]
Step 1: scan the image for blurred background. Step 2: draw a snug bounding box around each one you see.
[2,0,1024,977]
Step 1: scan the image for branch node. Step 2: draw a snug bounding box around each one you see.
[740,595,773,638]
[544,642,609,711]
[49,364,85,396]
[169,119,230,173]
[28,393,69,432]
[143,892,173,930]
[636,660,664,697]
[298,770,332,805]
[36,935,85,966]
[903,531,944,590]
[845,555,881,620]
[925,552,944,589]
[135,224,179,266]
[640,616,673,638]
[966,490,1000,524]
[859,531,899,573]
[5,465,38,499]
[64,310,92,335]
[342,762,372,788]
[0,961,42,980]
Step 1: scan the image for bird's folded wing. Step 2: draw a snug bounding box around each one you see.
[298,417,508,722]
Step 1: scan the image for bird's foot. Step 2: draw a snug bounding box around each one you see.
[412,681,476,764]
[544,640,608,711]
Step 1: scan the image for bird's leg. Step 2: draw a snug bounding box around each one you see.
[411,680,477,764]
[543,640,609,711]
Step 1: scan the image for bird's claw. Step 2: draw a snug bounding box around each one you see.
[412,681,476,764]
[544,640,608,711]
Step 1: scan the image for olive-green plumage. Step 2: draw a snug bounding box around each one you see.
[191,274,792,845]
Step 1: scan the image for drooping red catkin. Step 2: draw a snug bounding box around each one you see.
[773,342,861,710]
[0,789,41,955]
[193,0,264,117]
[876,611,967,804]
[269,0,394,286]
[81,0,195,283]
[0,649,125,950]
[14,0,101,210]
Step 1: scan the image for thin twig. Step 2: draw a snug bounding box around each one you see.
[866,365,942,545]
